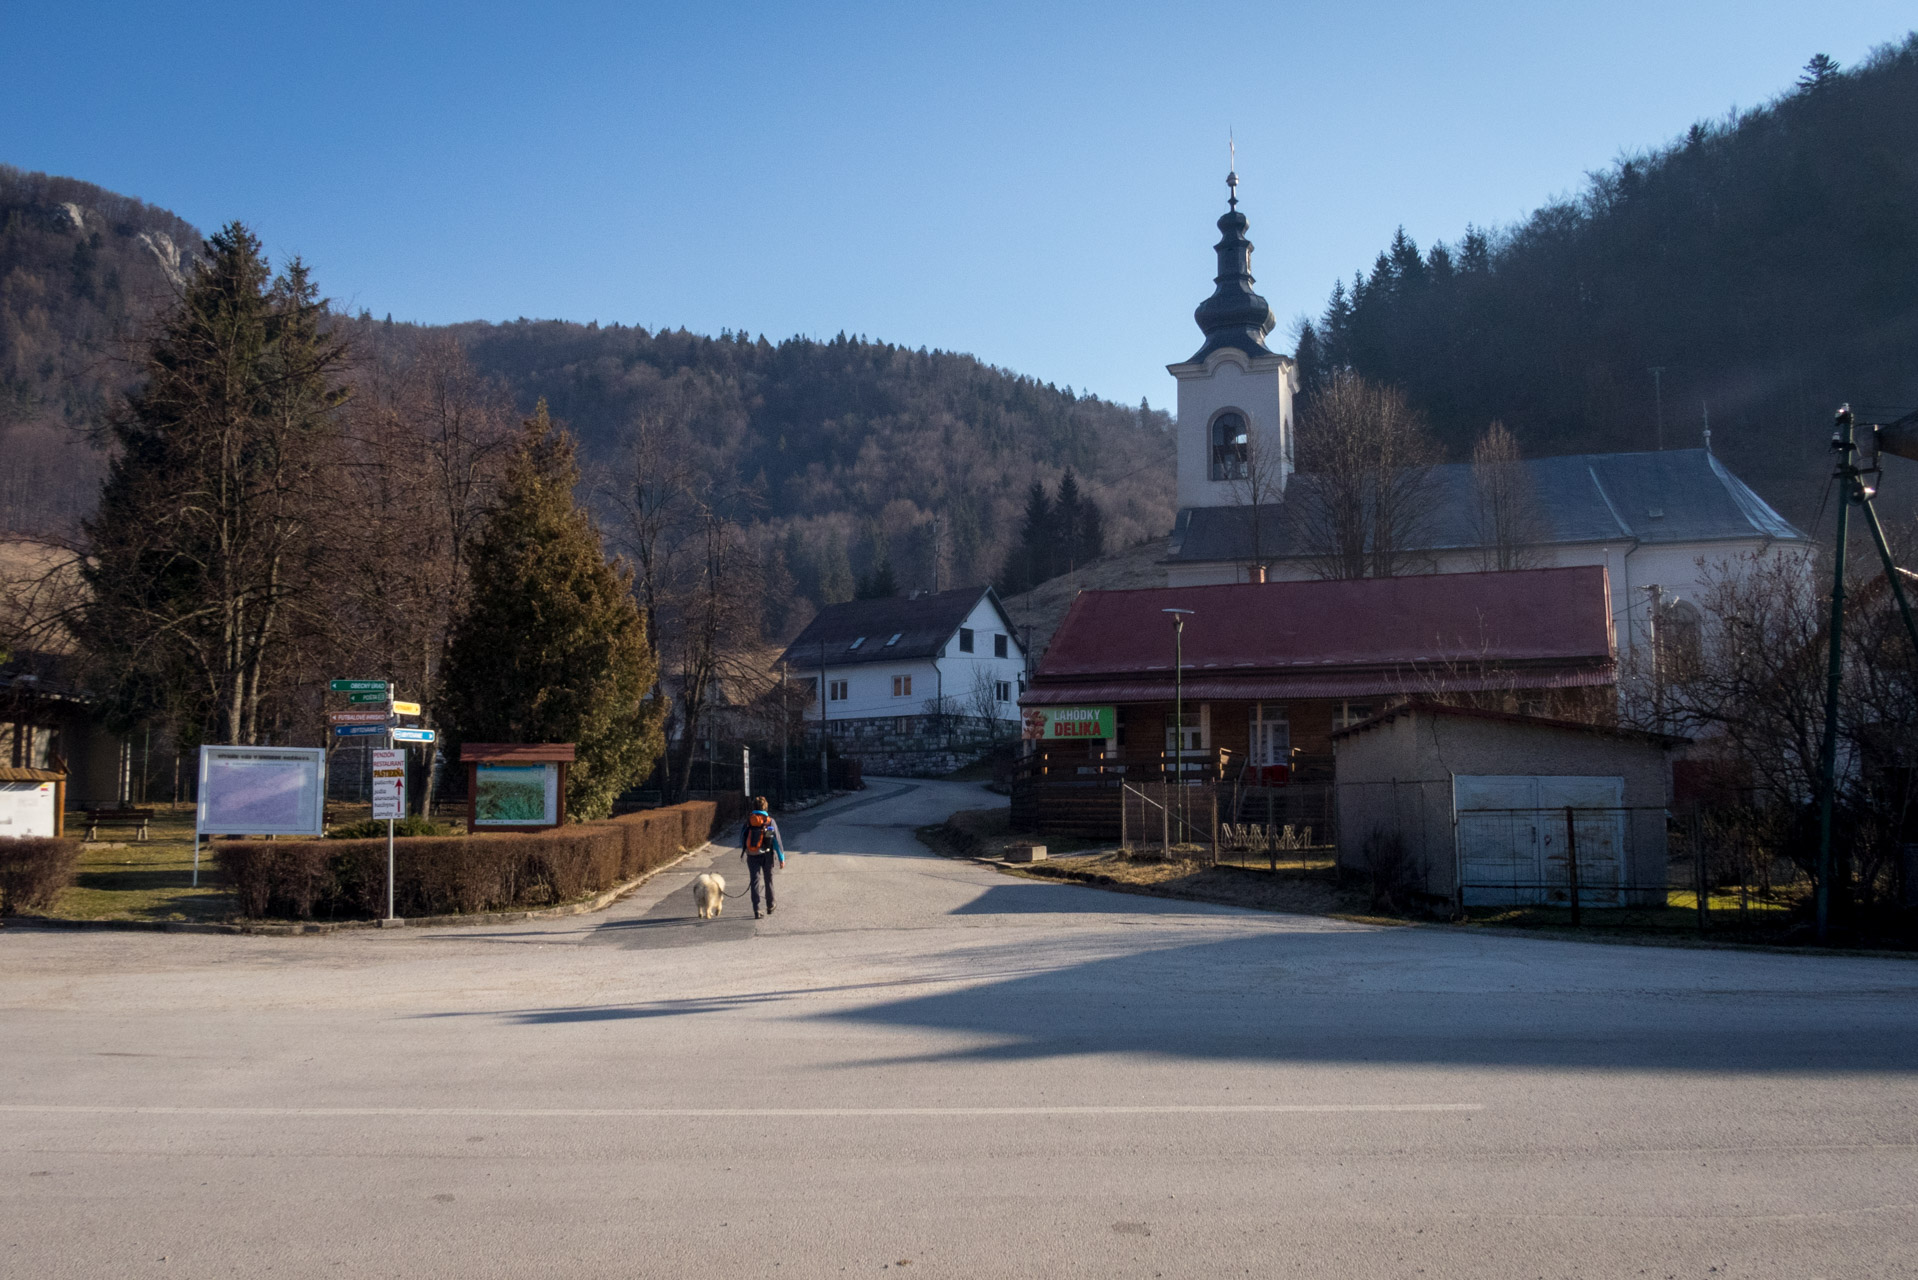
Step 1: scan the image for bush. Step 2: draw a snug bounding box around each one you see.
[328,815,457,840]
[0,836,81,914]
[215,799,735,920]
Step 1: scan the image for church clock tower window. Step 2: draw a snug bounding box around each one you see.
[1210,411,1249,481]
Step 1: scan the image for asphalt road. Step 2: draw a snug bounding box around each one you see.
[4,776,1917,1279]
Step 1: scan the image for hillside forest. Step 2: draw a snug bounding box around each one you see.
[1294,37,1918,524]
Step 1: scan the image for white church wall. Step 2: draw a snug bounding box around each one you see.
[1169,349,1293,510]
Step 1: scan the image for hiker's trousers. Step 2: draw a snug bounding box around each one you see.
[746,852,776,913]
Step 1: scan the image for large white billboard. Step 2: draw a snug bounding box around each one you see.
[0,781,58,838]
[197,747,327,837]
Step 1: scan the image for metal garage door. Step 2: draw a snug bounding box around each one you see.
[1454,775,1625,906]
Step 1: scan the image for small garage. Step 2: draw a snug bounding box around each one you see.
[1331,701,1685,907]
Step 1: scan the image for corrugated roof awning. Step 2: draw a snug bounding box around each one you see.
[1021,664,1615,706]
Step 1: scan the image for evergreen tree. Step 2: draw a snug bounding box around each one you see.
[78,222,348,745]
[1799,53,1841,92]
[997,480,1055,595]
[438,402,662,820]
[816,531,855,604]
[1054,470,1084,570]
[855,555,899,599]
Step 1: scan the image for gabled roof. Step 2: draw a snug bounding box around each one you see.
[776,586,1020,670]
[1023,566,1615,704]
[1168,448,1807,564]
[1329,698,1689,748]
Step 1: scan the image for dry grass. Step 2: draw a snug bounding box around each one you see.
[51,806,234,922]
[1009,852,1383,918]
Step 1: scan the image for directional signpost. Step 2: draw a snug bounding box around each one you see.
[371,748,406,924]
[328,680,439,921]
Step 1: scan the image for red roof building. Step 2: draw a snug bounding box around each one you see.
[1013,567,1618,835]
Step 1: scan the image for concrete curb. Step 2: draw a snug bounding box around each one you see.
[1,843,715,937]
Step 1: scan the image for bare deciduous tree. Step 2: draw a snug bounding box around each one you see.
[1468,420,1546,571]
[1287,373,1440,579]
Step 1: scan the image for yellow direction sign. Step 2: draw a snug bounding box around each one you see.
[392,701,421,716]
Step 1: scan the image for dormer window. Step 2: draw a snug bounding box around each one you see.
[885,633,902,647]
[848,636,866,650]
[1211,411,1249,480]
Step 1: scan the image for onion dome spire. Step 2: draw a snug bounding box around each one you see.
[1189,167,1277,362]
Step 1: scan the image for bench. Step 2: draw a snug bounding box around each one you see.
[83,807,154,842]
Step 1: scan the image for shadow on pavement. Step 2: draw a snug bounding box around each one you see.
[815,930,1918,1075]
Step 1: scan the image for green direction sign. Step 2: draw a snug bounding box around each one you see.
[346,690,390,704]
[1022,705,1116,741]
[330,680,388,692]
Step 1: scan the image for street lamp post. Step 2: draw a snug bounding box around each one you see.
[1163,608,1195,846]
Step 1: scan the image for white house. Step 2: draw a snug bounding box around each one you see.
[776,586,1027,776]
[1157,171,1812,661]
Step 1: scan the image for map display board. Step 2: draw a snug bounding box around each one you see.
[197,747,327,836]
[473,763,559,827]
[0,781,58,838]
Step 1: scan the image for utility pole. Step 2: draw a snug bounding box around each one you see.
[1648,366,1667,450]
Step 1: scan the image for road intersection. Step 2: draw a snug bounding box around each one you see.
[4,777,1916,1277]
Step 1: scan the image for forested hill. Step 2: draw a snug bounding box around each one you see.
[0,166,204,534]
[0,163,1175,599]
[1297,35,1918,522]
[419,317,1175,598]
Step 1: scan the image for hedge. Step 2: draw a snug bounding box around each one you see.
[215,798,741,921]
[0,836,81,914]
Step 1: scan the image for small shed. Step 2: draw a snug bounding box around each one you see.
[1331,702,1685,907]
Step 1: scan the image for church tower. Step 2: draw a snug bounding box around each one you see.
[1166,169,1295,511]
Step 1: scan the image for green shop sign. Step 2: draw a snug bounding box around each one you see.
[1022,705,1116,741]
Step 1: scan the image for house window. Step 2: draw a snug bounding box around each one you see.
[892,674,913,697]
[995,680,1011,703]
[848,636,866,650]
[1250,703,1290,770]
[895,716,911,734]
[829,680,848,701]
[1333,701,1375,730]
[885,633,902,647]
[958,628,974,653]
[1210,411,1249,480]
[994,634,1009,658]
[1164,708,1205,753]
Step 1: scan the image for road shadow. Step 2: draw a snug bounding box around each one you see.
[947,882,1232,917]
[816,930,1918,1075]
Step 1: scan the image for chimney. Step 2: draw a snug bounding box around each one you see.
[1249,564,1267,584]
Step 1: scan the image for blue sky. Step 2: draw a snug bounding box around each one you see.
[4,1,1911,410]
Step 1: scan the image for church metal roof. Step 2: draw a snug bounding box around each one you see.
[1166,447,1807,564]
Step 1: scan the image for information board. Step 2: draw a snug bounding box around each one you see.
[371,749,406,821]
[197,747,327,836]
[0,780,58,838]
[472,763,558,827]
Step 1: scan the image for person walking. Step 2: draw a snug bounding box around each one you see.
[740,796,786,919]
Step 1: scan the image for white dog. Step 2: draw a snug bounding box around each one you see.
[693,872,726,920]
